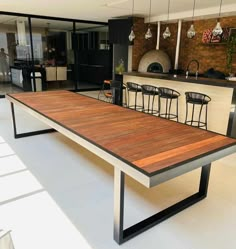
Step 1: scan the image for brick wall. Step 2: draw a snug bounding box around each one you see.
[132,16,236,75]
[132,17,157,71]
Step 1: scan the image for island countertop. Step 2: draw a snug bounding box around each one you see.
[123,72,236,88]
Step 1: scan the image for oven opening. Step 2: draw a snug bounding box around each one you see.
[147,62,163,73]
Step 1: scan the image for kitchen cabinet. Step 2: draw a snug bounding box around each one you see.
[11,67,23,88]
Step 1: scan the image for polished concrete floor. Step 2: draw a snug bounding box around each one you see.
[0,82,24,97]
[0,94,236,249]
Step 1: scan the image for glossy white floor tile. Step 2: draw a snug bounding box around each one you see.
[0,97,236,249]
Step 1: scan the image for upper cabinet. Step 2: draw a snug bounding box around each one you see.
[108,18,132,45]
[77,31,109,50]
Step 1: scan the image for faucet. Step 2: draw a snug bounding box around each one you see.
[186,59,199,79]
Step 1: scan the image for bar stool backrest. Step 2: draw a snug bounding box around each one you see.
[158,87,180,98]
[126,82,141,92]
[141,85,159,95]
[185,92,211,104]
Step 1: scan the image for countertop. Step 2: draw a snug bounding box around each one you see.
[123,72,236,88]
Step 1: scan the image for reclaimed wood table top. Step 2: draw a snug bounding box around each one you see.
[7,90,236,177]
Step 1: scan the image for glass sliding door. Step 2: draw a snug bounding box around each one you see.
[30,18,73,91]
[0,13,109,97]
[0,14,24,97]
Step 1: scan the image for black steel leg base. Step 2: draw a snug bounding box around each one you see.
[14,128,56,139]
[114,164,211,244]
[10,102,57,139]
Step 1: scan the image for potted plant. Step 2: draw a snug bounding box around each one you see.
[115,59,125,75]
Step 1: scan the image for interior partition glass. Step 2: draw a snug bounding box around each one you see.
[30,18,73,91]
[0,15,26,97]
[0,14,110,96]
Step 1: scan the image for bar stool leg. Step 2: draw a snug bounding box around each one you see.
[147,95,150,112]
[205,105,208,130]
[142,93,145,112]
[198,104,204,128]
[151,95,155,114]
[191,104,195,126]
[176,98,179,122]
[158,96,160,117]
[165,98,168,119]
[168,98,173,120]
[185,102,189,124]
[134,91,137,110]
[127,91,130,108]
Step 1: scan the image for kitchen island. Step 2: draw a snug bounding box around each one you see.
[10,65,46,91]
[123,72,236,137]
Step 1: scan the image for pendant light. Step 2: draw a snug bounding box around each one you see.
[163,0,171,39]
[187,0,196,38]
[128,0,135,42]
[212,0,223,36]
[145,0,152,39]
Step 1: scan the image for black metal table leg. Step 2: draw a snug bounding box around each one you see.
[114,164,211,244]
[114,168,125,244]
[10,102,56,139]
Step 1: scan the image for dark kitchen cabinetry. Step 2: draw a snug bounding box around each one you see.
[79,64,107,83]
[72,31,112,85]
[78,50,112,85]
[78,32,99,50]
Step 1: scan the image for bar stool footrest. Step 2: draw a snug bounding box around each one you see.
[128,105,143,110]
[159,113,178,120]
[185,120,207,128]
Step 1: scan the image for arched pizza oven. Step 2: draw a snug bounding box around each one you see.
[147,62,163,73]
[138,50,171,73]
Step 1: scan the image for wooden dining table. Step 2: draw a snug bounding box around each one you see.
[6,90,236,244]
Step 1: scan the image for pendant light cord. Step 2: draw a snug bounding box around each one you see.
[132,0,134,17]
[148,0,152,24]
[167,0,170,22]
[218,0,223,18]
[192,0,196,22]
[131,0,134,29]
[133,0,135,15]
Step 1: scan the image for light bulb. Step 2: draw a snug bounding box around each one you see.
[145,27,152,39]
[129,29,135,42]
[163,26,171,39]
[212,21,223,36]
[187,24,196,38]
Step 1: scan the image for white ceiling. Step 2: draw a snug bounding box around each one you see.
[0,0,236,24]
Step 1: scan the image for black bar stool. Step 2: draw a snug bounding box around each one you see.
[126,82,142,111]
[141,84,159,115]
[97,79,112,103]
[158,87,180,121]
[185,92,211,129]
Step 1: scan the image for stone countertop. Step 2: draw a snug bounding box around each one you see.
[123,72,236,88]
